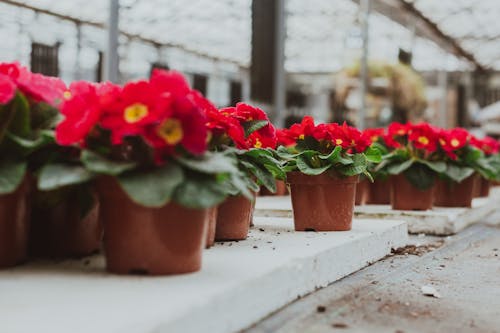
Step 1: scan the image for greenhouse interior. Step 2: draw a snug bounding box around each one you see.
[1,0,500,332]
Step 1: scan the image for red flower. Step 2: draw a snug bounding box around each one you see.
[362,128,385,143]
[287,116,315,141]
[471,136,500,155]
[438,128,469,160]
[56,81,102,145]
[206,107,246,148]
[384,122,410,148]
[0,62,66,105]
[247,124,277,149]
[150,69,191,97]
[100,80,170,144]
[144,95,208,155]
[330,122,370,153]
[408,123,438,152]
[218,103,277,149]
[276,128,296,147]
[0,74,16,104]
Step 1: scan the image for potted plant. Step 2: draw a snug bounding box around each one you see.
[0,62,67,267]
[377,122,446,210]
[470,136,500,197]
[362,128,391,204]
[277,116,380,231]
[31,81,104,258]
[432,128,496,207]
[55,70,250,275]
[206,102,283,242]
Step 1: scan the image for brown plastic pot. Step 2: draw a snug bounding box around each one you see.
[287,171,358,231]
[472,174,481,198]
[391,174,434,211]
[0,177,30,268]
[30,187,102,258]
[205,206,218,249]
[434,175,475,207]
[479,177,491,198]
[367,178,391,204]
[355,179,370,205]
[97,177,208,275]
[215,195,253,241]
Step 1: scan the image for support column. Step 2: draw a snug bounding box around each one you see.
[251,0,286,127]
[75,23,82,80]
[359,0,371,130]
[438,69,448,128]
[273,0,286,127]
[105,0,120,82]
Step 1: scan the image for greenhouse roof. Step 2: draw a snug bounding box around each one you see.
[1,0,499,71]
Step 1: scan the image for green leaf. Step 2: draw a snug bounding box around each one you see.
[250,163,276,192]
[446,164,475,183]
[8,92,31,138]
[38,163,94,191]
[338,154,368,176]
[7,130,54,150]
[243,120,269,137]
[387,159,414,175]
[465,148,482,164]
[296,155,331,175]
[0,159,27,194]
[419,160,446,173]
[174,178,228,209]
[365,146,382,163]
[81,150,137,176]
[176,151,239,175]
[276,145,300,160]
[404,164,435,190]
[117,163,184,207]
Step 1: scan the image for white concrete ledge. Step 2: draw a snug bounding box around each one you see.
[0,217,407,333]
[255,189,499,236]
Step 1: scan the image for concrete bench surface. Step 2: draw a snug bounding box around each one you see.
[0,217,407,333]
[255,188,500,236]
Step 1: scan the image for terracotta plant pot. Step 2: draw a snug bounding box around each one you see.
[479,177,491,198]
[472,174,481,198]
[205,206,218,249]
[215,195,253,241]
[355,179,370,205]
[287,171,358,231]
[434,175,475,207]
[30,187,102,258]
[97,177,208,275]
[367,178,391,204]
[260,180,288,196]
[0,177,30,268]
[391,174,434,211]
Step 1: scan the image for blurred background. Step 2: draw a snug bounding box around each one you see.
[1,0,500,135]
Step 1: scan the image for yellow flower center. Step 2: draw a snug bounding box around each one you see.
[124,103,149,123]
[254,138,262,148]
[298,134,305,140]
[63,90,72,100]
[418,136,429,145]
[439,138,446,146]
[157,118,183,145]
[450,138,460,147]
[335,138,343,145]
[397,130,405,135]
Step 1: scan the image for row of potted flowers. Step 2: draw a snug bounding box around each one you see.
[360,122,499,210]
[1,61,498,276]
[0,62,285,275]
[275,117,499,219]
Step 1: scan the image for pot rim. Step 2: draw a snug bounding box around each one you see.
[286,171,359,185]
